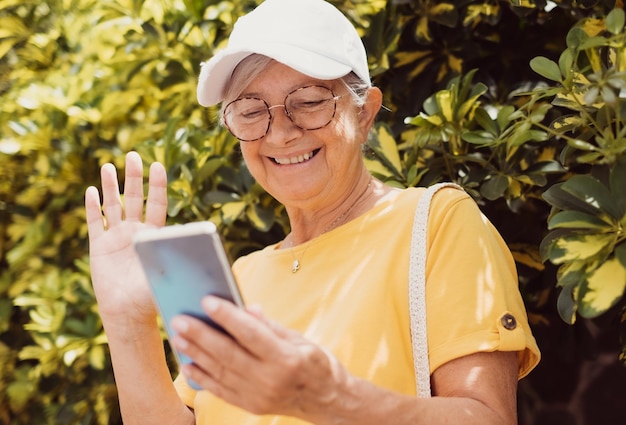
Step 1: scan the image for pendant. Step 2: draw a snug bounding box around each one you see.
[292,259,300,273]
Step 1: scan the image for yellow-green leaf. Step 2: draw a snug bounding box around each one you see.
[550,233,614,264]
[430,3,455,14]
[548,210,613,230]
[580,258,626,318]
[510,0,534,7]
[7,378,37,410]
[436,91,453,122]
[246,203,274,232]
[375,124,402,174]
[220,201,246,224]
[415,16,431,42]
[89,345,106,370]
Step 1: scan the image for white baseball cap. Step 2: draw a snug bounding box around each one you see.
[196,0,371,107]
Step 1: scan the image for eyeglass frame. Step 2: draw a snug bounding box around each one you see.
[222,84,344,142]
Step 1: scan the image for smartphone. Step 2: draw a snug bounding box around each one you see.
[132,221,245,389]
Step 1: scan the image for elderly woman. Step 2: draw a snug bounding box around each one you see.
[85,0,540,424]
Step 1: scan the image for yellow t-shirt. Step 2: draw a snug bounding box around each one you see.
[174,187,540,424]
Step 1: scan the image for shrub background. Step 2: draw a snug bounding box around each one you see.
[1,0,625,424]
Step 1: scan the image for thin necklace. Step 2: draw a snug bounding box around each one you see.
[288,178,372,273]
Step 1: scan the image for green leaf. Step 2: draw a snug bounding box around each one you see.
[552,92,585,112]
[528,103,551,124]
[565,26,587,49]
[429,3,457,27]
[246,203,274,232]
[558,48,574,80]
[615,242,626,268]
[567,139,598,152]
[518,173,547,187]
[509,0,534,7]
[557,284,577,324]
[610,157,626,217]
[549,232,614,264]
[576,152,604,164]
[422,93,440,116]
[530,56,562,82]
[541,229,570,262]
[462,131,495,145]
[543,183,601,216]
[7,376,37,410]
[557,261,586,287]
[579,258,626,318]
[548,210,612,230]
[195,157,226,184]
[366,123,403,178]
[374,123,403,175]
[457,83,487,120]
[204,190,241,204]
[435,90,454,121]
[525,161,565,174]
[0,37,21,61]
[562,175,622,220]
[551,115,584,133]
[579,36,609,51]
[481,175,508,200]
[496,105,516,130]
[220,201,246,225]
[239,162,256,192]
[527,129,549,142]
[605,8,625,35]
[89,345,106,370]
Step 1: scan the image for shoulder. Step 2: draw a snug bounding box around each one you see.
[385,183,473,215]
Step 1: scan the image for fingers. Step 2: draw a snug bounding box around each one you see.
[179,361,273,415]
[170,315,256,391]
[145,161,167,227]
[202,297,285,359]
[87,152,167,231]
[170,303,324,417]
[171,299,341,417]
[100,162,123,227]
[85,186,104,242]
[123,151,145,222]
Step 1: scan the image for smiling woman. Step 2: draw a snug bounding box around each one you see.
[84,0,540,424]
[227,59,376,217]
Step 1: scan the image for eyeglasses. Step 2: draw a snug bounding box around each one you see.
[222,85,342,142]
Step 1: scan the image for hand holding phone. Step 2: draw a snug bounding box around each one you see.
[132,221,245,389]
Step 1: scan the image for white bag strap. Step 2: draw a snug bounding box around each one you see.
[409,182,463,398]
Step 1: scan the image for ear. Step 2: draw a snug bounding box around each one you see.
[358,87,383,133]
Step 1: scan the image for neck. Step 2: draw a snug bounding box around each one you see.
[284,175,375,248]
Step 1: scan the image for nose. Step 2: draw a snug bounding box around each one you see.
[267,104,293,126]
[264,104,302,143]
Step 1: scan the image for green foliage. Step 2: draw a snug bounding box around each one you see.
[528,8,626,329]
[368,0,626,365]
[0,0,269,422]
[397,70,561,202]
[1,0,626,423]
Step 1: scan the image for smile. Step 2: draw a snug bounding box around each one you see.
[272,149,320,165]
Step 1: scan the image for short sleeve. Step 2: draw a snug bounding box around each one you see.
[424,188,540,378]
[174,373,197,408]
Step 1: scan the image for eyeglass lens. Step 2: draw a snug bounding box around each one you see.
[223,85,338,142]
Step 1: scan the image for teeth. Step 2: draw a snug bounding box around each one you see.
[274,151,314,165]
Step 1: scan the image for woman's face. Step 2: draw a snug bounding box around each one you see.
[234,61,379,209]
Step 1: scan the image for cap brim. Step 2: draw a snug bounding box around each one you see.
[197,42,352,107]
